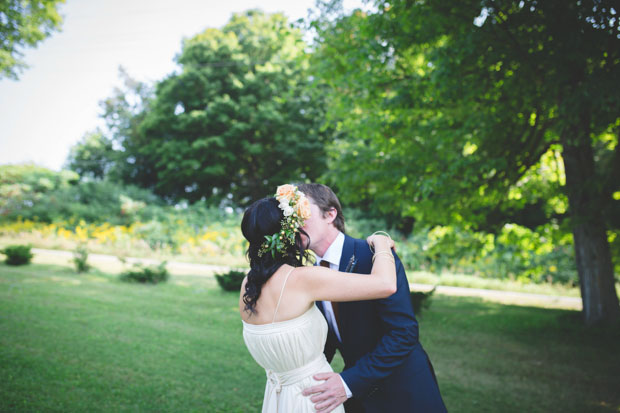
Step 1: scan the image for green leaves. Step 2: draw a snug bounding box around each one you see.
[310,0,619,233]
[260,233,284,258]
[0,0,65,79]
[70,10,329,205]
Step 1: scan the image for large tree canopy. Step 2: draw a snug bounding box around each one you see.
[311,0,619,324]
[0,0,65,79]
[71,10,329,205]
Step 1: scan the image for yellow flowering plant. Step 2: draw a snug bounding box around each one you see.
[258,184,311,258]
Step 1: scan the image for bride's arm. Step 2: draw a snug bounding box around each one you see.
[296,235,397,302]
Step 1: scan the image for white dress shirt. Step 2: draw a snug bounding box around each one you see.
[315,231,353,398]
[316,231,345,342]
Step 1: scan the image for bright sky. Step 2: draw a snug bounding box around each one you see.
[0,0,335,171]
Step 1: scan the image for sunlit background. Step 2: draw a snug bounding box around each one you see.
[0,0,364,169]
[1,1,618,411]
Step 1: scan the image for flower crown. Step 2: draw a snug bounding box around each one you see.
[258,184,311,258]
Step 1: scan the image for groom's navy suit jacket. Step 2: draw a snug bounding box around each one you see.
[317,235,447,413]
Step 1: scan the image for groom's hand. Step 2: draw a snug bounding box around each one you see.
[302,372,348,412]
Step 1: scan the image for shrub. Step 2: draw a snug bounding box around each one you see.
[1,244,34,266]
[0,164,78,220]
[0,164,163,225]
[410,286,435,316]
[73,243,91,273]
[120,261,169,284]
[215,270,246,292]
[133,220,176,250]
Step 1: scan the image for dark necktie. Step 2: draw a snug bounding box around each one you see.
[320,260,340,328]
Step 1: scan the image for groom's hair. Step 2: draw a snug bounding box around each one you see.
[296,183,346,233]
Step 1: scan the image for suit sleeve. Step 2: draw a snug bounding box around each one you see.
[339,253,419,397]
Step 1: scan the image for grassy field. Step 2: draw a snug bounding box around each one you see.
[1,262,619,412]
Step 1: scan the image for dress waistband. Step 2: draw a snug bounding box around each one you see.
[265,354,328,393]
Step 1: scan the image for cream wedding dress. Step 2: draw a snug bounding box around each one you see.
[242,267,345,413]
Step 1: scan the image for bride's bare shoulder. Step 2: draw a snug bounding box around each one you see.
[291,265,331,285]
[293,265,318,276]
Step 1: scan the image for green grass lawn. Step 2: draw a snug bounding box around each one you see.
[1,263,619,412]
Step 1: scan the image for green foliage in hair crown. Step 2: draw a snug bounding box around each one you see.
[258,185,311,258]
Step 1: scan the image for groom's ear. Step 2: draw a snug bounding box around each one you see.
[325,207,338,225]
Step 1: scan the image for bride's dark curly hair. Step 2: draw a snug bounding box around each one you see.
[241,197,311,314]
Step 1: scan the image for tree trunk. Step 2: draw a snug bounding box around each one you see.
[561,122,620,325]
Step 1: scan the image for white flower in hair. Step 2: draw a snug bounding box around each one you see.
[282,205,294,216]
[258,184,312,257]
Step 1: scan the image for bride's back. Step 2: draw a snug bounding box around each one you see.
[241,264,329,374]
[239,264,313,325]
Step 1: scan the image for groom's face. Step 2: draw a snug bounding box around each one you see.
[301,197,334,252]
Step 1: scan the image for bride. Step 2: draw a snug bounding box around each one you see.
[239,185,396,412]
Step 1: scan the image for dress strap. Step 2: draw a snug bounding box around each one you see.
[272,266,295,324]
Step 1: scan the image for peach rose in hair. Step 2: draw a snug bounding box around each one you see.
[276,184,296,202]
[296,196,311,220]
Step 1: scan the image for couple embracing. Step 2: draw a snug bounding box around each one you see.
[240,183,447,412]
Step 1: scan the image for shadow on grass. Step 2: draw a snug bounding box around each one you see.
[431,295,619,342]
[422,296,620,412]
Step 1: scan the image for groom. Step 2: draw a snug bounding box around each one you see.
[298,183,447,413]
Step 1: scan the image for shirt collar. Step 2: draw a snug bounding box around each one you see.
[317,231,345,267]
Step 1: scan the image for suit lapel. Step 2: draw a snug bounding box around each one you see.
[339,234,355,272]
[336,235,356,347]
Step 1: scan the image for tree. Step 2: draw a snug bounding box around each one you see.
[311,0,619,324]
[65,129,116,180]
[95,66,154,184]
[71,10,329,205]
[137,10,328,204]
[0,0,65,79]
[65,67,153,183]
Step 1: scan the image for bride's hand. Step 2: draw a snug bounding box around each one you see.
[366,234,395,251]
